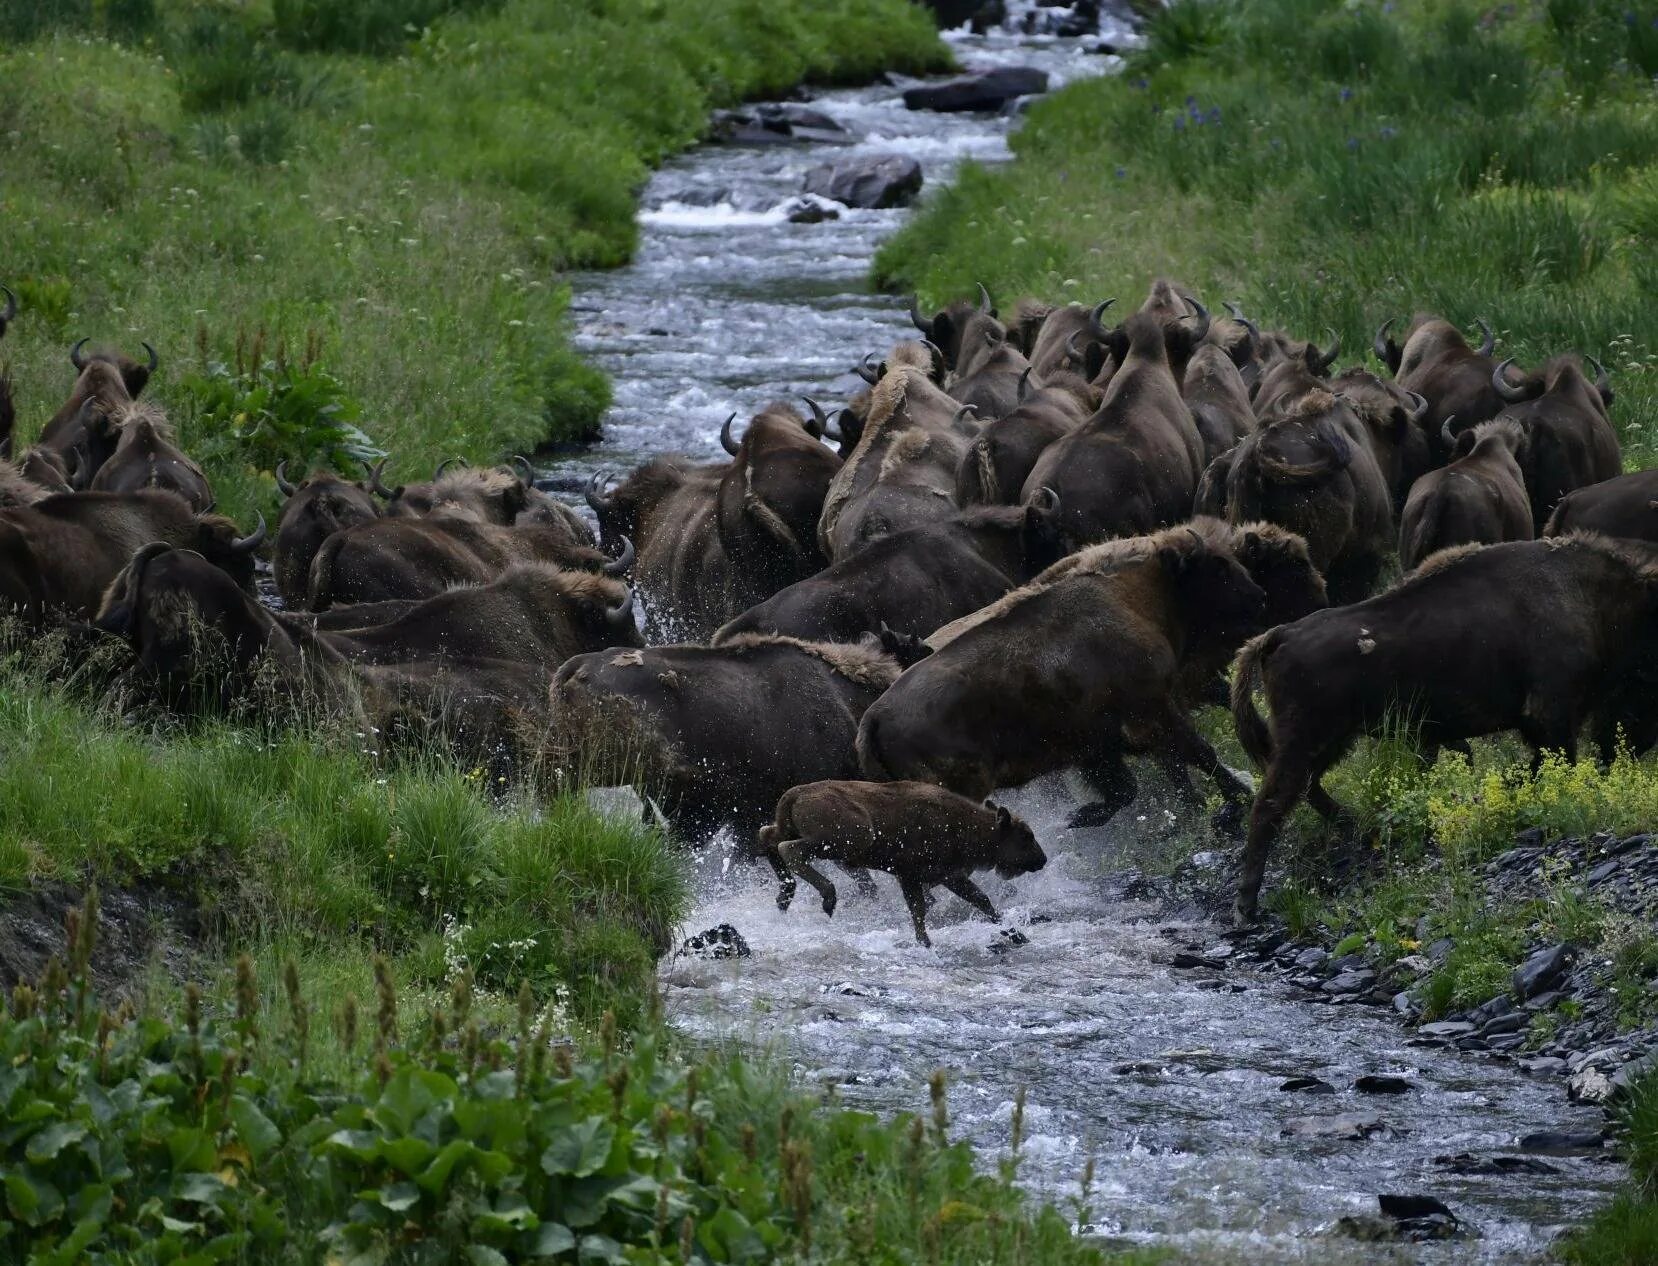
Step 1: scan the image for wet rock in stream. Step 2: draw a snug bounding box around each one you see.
[677,924,751,960]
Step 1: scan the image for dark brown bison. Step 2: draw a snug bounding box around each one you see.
[95,543,550,752]
[1019,306,1210,548]
[954,371,1093,505]
[1183,341,1256,464]
[1215,383,1394,603]
[1545,469,1658,544]
[38,340,158,478]
[586,456,730,638]
[758,780,1046,945]
[1373,315,1503,461]
[0,287,15,342]
[0,460,55,510]
[273,461,384,608]
[716,401,842,604]
[1398,419,1532,570]
[1328,368,1433,511]
[819,342,977,559]
[855,519,1325,827]
[0,366,13,460]
[1229,534,1658,923]
[908,283,1000,372]
[307,515,627,610]
[87,403,214,511]
[375,458,591,539]
[945,313,1032,421]
[550,634,900,849]
[1477,355,1621,531]
[1021,298,1114,381]
[713,493,1067,645]
[0,489,262,621]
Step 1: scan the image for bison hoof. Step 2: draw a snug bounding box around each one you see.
[821,895,837,919]
[1211,800,1247,838]
[776,881,796,912]
[1232,896,1260,929]
[1066,800,1122,830]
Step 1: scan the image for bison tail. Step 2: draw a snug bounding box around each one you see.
[1398,491,1443,573]
[1230,630,1277,771]
[1540,491,1573,539]
[975,438,999,504]
[856,708,893,781]
[306,529,348,612]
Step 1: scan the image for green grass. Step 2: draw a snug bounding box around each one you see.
[1,0,949,523]
[876,0,1658,467]
[1562,1071,1658,1264]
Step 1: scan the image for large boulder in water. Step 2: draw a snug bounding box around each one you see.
[903,67,1049,113]
[802,154,923,209]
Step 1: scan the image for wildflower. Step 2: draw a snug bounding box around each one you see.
[1114,166,1127,179]
[1380,125,1398,140]
[1347,136,1360,151]
[1207,106,1222,125]
[1339,86,1354,103]
[1174,116,1186,131]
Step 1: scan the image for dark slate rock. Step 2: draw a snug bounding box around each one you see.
[1468,994,1515,1026]
[1434,1152,1559,1176]
[1322,969,1377,995]
[1294,946,1329,971]
[1279,1076,1336,1095]
[1518,1130,1606,1155]
[1587,860,1621,885]
[678,924,750,960]
[902,66,1050,113]
[779,196,840,224]
[1282,1113,1390,1140]
[1354,1075,1415,1095]
[1194,980,1245,993]
[1419,1021,1475,1039]
[801,154,922,209]
[1514,943,1572,999]
[1171,952,1227,970]
[1479,1012,1527,1038]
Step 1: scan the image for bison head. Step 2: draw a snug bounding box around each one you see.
[69,337,158,400]
[1159,527,1267,645]
[1229,521,1328,624]
[989,803,1046,879]
[909,283,996,371]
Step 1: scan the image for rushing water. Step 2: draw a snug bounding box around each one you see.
[558,8,1620,1260]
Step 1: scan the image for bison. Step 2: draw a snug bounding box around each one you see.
[1183,340,1256,464]
[0,490,262,621]
[954,370,1093,506]
[1229,534,1658,923]
[87,402,214,511]
[758,780,1046,945]
[550,633,900,850]
[1398,419,1532,570]
[1328,368,1433,512]
[272,460,384,608]
[1373,315,1503,461]
[38,339,157,479]
[1544,468,1658,544]
[0,287,15,342]
[713,492,1066,646]
[819,341,977,559]
[855,519,1325,827]
[1478,354,1621,531]
[908,283,1000,373]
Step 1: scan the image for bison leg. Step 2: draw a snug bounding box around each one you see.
[777,840,838,918]
[940,873,1000,923]
[757,825,797,912]
[1156,704,1253,805]
[837,865,880,901]
[1067,755,1138,829]
[898,875,932,947]
[1234,755,1314,927]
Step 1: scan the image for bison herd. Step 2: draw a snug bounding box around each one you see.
[3,278,1656,939]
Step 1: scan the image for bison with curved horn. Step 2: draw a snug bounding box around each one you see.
[87,401,214,511]
[272,459,385,607]
[1398,418,1532,570]
[1372,314,1504,461]
[909,282,998,372]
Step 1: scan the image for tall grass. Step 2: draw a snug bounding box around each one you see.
[876,0,1658,466]
[1,0,948,523]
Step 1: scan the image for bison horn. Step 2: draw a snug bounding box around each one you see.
[1473,317,1495,358]
[512,454,535,483]
[1373,317,1396,366]
[141,341,159,374]
[1440,414,1459,448]
[1223,301,1259,340]
[602,533,635,576]
[908,296,935,339]
[69,337,89,371]
[231,511,267,554]
[63,447,80,479]
[719,412,741,456]
[856,352,880,385]
[976,281,994,314]
[1089,298,1116,341]
[1491,357,1529,403]
[0,287,15,324]
[801,396,830,438]
[274,459,296,497]
[824,409,850,444]
[952,404,978,429]
[1586,353,1612,398]
[1317,327,1341,372]
[922,339,947,382]
[1406,390,1430,423]
[585,468,614,515]
[1017,367,1034,403]
[368,457,400,499]
[604,585,636,630]
[1065,330,1086,367]
[434,457,461,480]
[1030,485,1060,515]
[1183,296,1212,341]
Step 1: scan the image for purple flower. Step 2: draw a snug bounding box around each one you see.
[1115,166,1127,179]
[1173,115,1186,131]
[1131,77,1148,90]
[1185,94,1198,107]
[1346,136,1359,151]
[1339,86,1354,103]
[1379,125,1398,140]
[1207,105,1222,124]
[1626,10,1637,25]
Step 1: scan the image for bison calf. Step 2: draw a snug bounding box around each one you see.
[759,780,1046,946]
[1397,419,1532,570]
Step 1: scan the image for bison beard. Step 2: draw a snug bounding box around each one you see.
[1228,534,1658,924]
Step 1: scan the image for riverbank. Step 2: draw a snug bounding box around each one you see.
[0,0,949,524]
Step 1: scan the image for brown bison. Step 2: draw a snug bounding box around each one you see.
[758,780,1046,945]
[713,492,1067,645]
[0,287,15,342]
[307,514,627,610]
[0,459,55,510]
[551,634,900,849]
[819,342,977,559]
[1183,341,1256,464]
[855,519,1325,827]
[1021,298,1114,381]
[716,401,842,604]
[945,314,1033,421]
[954,370,1093,505]
[1213,383,1394,603]
[587,456,730,639]
[0,489,262,621]
[272,461,384,607]
[1479,355,1621,531]
[908,283,1000,372]
[1020,306,1210,548]
[87,402,214,511]
[374,458,565,528]
[1229,534,1658,923]
[1545,469,1658,544]
[1373,315,1503,461]
[1328,368,1433,511]
[38,340,157,478]
[1398,419,1532,570]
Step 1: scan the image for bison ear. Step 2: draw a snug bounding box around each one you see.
[1452,429,1478,459]
[1157,543,1190,576]
[994,805,1011,828]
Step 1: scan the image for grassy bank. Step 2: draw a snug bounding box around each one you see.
[876,0,1658,465]
[0,0,949,522]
